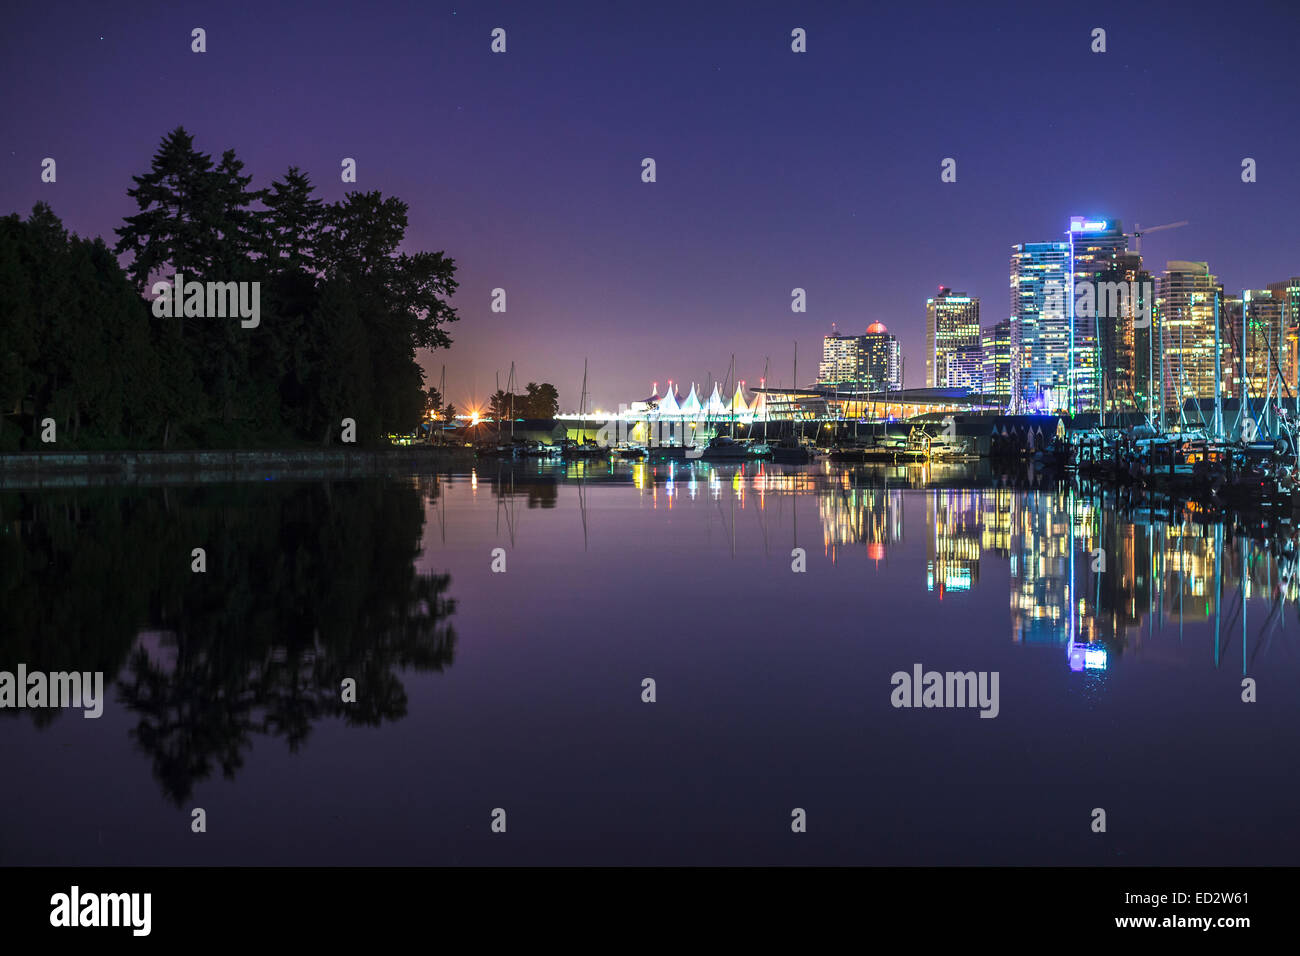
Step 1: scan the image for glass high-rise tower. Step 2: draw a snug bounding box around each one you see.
[1009,242,1070,410]
[981,319,1012,405]
[1069,219,1130,413]
[925,288,980,388]
[1155,261,1224,412]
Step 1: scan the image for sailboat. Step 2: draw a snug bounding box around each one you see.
[477,365,521,459]
[772,342,818,462]
[562,358,611,460]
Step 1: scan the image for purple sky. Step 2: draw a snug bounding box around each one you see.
[2,0,1298,410]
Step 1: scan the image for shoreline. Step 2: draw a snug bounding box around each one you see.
[0,446,475,489]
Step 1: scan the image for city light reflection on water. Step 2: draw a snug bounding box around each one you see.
[3,462,1298,865]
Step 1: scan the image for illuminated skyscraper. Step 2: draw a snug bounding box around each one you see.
[818,331,859,384]
[1087,251,1153,416]
[981,320,1012,404]
[817,323,900,391]
[1155,261,1224,409]
[945,345,984,390]
[1009,242,1070,410]
[925,288,980,388]
[1265,277,1300,391]
[862,322,902,391]
[1224,290,1288,401]
[1068,219,1130,412]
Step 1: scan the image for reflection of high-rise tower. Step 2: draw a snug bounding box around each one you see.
[1075,511,1149,651]
[927,490,982,593]
[977,488,1014,557]
[1158,523,1218,623]
[1008,491,1075,644]
[819,485,903,551]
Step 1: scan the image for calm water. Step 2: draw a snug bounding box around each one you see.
[3,460,1298,865]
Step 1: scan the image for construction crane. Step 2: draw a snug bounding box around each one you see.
[1128,220,1188,255]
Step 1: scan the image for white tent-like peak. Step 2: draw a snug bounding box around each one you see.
[657,384,681,416]
[730,384,750,416]
[706,383,727,415]
[680,384,702,416]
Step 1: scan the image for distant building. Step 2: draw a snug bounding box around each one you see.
[818,331,861,384]
[946,345,984,391]
[817,322,901,392]
[1266,277,1300,390]
[981,320,1012,404]
[1083,250,1152,415]
[862,322,902,392]
[1224,289,1288,399]
[1012,221,1138,413]
[1010,241,1071,410]
[926,288,980,388]
[1068,220,1131,412]
[1155,261,1224,408]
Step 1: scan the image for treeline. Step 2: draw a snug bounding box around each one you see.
[0,127,459,450]
[487,382,559,420]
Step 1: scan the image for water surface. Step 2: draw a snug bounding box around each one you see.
[2,461,1296,865]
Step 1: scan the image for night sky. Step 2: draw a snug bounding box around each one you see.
[3,0,1297,410]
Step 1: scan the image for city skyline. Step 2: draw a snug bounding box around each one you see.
[2,1,1298,410]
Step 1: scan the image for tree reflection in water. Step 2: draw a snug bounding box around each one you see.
[0,479,456,804]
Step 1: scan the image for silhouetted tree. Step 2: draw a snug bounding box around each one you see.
[0,128,462,448]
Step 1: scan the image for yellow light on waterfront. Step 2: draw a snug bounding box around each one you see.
[470,411,480,426]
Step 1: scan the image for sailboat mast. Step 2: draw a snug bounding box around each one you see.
[1241,292,1248,437]
[580,358,588,443]
[730,354,736,438]
[1158,312,1165,432]
[1213,294,1223,441]
[794,341,802,440]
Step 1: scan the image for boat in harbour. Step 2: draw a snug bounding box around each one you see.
[699,435,770,460]
[769,436,819,463]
